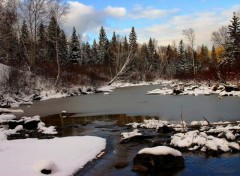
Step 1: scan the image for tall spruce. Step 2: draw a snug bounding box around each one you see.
[69,27,81,64]
[176,40,186,75]
[98,26,108,64]
[225,12,240,68]
[129,27,138,70]
[91,39,98,64]
[37,23,47,62]
[19,20,30,64]
[210,45,218,70]
[47,16,60,61]
[129,27,138,54]
[59,29,68,63]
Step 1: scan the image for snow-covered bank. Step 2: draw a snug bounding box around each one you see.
[146,81,240,97]
[0,114,57,140]
[0,136,106,176]
[124,119,240,153]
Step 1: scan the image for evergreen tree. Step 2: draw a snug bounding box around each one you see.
[69,27,81,64]
[109,31,118,66]
[59,29,68,63]
[81,42,91,65]
[148,38,155,71]
[139,43,149,73]
[91,39,98,64]
[225,12,240,68]
[176,40,186,75]
[19,20,30,63]
[129,27,138,70]
[123,35,129,55]
[129,27,138,54]
[210,45,218,70]
[47,16,60,61]
[98,26,108,64]
[37,22,47,62]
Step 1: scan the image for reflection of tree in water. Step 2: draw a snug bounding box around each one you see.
[42,114,162,127]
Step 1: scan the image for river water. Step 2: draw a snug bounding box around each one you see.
[19,84,240,122]
[18,84,240,176]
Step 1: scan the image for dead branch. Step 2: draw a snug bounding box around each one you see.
[108,51,133,85]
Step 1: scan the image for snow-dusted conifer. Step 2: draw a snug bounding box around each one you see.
[69,27,81,64]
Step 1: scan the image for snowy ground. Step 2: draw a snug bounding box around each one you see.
[0,136,106,176]
[0,114,106,175]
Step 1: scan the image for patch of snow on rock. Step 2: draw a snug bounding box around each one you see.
[138,146,182,157]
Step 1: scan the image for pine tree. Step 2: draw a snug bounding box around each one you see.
[148,38,155,71]
[91,39,98,64]
[37,22,47,62]
[225,12,240,68]
[98,26,108,64]
[69,27,81,64]
[176,40,186,75]
[59,29,68,63]
[47,16,60,61]
[210,45,218,71]
[123,35,129,55]
[109,31,118,66]
[129,27,138,54]
[19,20,30,63]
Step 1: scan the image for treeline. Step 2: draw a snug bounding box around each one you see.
[0,1,240,88]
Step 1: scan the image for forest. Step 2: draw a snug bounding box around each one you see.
[0,0,240,94]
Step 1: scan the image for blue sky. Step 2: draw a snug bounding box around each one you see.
[62,0,240,47]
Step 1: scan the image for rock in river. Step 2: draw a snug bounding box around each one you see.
[132,146,184,173]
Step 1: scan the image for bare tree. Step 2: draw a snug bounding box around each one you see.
[108,51,133,85]
[48,0,69,87]
[182,28,196,75]
[19,0,51,70]
[211,26,229,49]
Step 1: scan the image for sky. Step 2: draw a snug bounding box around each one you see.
[62,0,240,47]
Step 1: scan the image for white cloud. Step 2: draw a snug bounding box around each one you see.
[104,6,127,18]
[128,5,179,19]
[63,1,127,39]
[128,6,240,47]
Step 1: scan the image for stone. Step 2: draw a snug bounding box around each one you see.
[114,161,129,169]
[24,120,41,130]
[133,153,184,173]
[41,169,52,175]
[157,125,175,134]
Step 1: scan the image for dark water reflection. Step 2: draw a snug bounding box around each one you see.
[41,114,240,176]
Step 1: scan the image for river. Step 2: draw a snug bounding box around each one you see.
[19,84,240,122]
[18,84,240,176]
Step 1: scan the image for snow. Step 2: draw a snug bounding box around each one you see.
[38,122,57,134]
[0,114,16,122]
[96,85,116,92]
[126,119,240,153]
[0,125,24,140]
[128,119,170,129]
[146,81,240,98]
[0,108,24,113]
[138,146,182,157]
[33,159,58,174]
[121,129,142,140]
[0,136,106,176]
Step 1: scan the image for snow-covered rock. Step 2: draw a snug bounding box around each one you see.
[138,146,182,157]
[133,146,184,173]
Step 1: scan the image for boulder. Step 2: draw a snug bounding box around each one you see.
[24,120,41,130]
[133,146,184,173]
[114,161,129,169]
[225,85,240,92]
[157,125,175,134]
